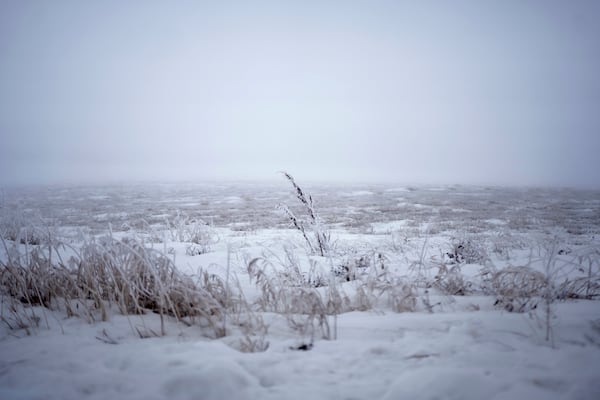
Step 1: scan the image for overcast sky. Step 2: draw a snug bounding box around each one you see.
[1,0,599,188]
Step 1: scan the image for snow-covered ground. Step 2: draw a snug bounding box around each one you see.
[1,182,599,400]
[1,301,599,400]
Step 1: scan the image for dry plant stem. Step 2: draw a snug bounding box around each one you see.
[280,172,330,257]
[542,241,558,346]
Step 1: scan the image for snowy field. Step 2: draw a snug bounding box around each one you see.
[1,180,599,400]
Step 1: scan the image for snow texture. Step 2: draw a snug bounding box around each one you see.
[1,183,599,400]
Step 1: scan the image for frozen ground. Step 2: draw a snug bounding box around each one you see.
[1,302,599,400]
[1,182,599,400]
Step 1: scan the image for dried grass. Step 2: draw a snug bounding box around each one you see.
[278,172,331,257]
[491,266,547,312]
[0,235,229,338]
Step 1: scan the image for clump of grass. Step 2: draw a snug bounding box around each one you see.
[358,260,417,313]
[225,276,270,353]
[491,266,546,313]
[445,236,488,265]
[557,277,600,299]
[557,247,600,300]
[332,252,378,282]
[489,231,529,261]
[433,264,472,296]
[0,234,230,338]
[284,287,331,342]
[0,210,45,246]
[246,253,344,341]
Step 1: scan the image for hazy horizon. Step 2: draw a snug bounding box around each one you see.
[1,0,599,189]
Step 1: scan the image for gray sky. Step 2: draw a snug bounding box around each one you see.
[1,0,599,188]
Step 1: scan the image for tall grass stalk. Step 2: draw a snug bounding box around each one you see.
[278,172,331,257]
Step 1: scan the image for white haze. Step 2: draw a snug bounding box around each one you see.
[1,0,599,188]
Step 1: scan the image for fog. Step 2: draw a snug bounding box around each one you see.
[1,0,599,188]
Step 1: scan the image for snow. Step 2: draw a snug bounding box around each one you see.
[370,220,410,234]
[384,187,410,193]
[1,304,598,400]
[222,196,244,204]
[1,183,599,400]
[341,191,374,197]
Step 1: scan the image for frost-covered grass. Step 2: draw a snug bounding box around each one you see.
[0,182,599,399]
